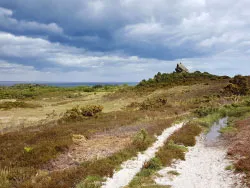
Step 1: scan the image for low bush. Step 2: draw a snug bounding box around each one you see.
[169,123,202,146]
[143,157,162,171]
[194,106,218,117]
[60,105,104,122]
[223,75,249,96]
[157,122,201,166]
[137,72,223,89]
[156,141,186,166]
[132,129,153,150]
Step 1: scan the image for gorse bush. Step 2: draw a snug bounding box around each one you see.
[81,105,104,117]
[128,97,170,110]
[61,105,104,122]
[140,97,169,110]
[224,75,249,96]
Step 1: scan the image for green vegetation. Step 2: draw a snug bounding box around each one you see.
[0,168,11,188]
[137,71,228,89]
[167,170,180,176]
[0,84,124,99]
[60,105,104,122]
[0,107,161,187]
[132,129,154,150]
[0,71,249,188]
[24,146,33,153]
[224,75,249,96]
[128,158,162,188]
[192,95,250,129]
[0,101,41,110]
[129,97,171,110]
[76,175,103,188]
[157,123,201,166]
[194,106,218,118]
[225,165,235,171]
[219,126,237,134]
[129,122,201,188]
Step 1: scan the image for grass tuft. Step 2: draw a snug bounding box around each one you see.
[76,175,103,188]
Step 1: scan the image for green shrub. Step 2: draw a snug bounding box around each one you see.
[137,72,222,88]
[24,146,33,153]
[224,75,249,96]
[194,106,218,117]
[92,85,103,89]
[132,129,153,150]
[61,105,104,122]
[137,97,170,110]
[156,142,186,166]
[80,105,104,117]
[169,123,202,146]
[143,157,162,171]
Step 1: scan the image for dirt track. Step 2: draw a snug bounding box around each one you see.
[155,118,246,188]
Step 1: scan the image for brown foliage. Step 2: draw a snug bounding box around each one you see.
[227,117,250,186]
[224,75,249,96]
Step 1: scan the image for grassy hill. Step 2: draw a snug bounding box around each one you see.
[0,72,250,188]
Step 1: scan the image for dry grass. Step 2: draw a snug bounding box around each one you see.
[227,117,250,186]
[0,101,41,110]
[0,77,246,187]
[128,122,202,188]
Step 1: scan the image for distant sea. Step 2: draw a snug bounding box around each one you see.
[0,81,138,87]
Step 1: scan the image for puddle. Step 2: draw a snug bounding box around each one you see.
[205,117,228,144]
[154,117,245,188]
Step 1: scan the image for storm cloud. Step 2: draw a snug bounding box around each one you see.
[0,0,249,81]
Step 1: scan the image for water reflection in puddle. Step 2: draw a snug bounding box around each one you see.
[205,117,228,145]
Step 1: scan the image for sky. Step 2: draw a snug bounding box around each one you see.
[0,0,249,82]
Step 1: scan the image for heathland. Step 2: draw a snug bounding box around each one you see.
[0,71,250,188]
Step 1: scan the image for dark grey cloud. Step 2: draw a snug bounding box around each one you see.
[0,0,249,81]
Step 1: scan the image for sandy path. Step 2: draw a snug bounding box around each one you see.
[155,136,245,188]
[101,122,185,188]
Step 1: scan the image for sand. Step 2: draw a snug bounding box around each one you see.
[101,122,185,188]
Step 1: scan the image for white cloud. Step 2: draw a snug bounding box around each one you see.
[0,7,63,34]
[0,31,175,71]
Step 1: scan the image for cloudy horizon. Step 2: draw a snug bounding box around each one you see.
[0,1,249,82]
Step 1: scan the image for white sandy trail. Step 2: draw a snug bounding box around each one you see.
[155,136,245,188]
[101,122,185,188]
